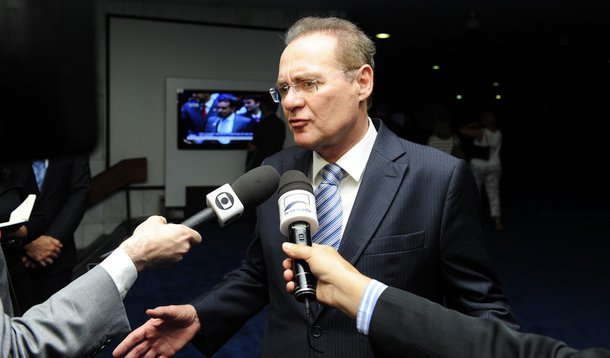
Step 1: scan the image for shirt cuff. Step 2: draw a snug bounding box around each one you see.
[99,248,138,300]
[356,279,388,335]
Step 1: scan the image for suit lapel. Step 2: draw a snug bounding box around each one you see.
[277,147,311,174]
[339,121,409,265]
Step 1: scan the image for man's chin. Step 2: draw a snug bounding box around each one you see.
[293,135,316,150]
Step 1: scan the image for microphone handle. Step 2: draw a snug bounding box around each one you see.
[289,222,317,304]
[181,207,215,228]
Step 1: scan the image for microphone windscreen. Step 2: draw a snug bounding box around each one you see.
[278,170,313,196]
[232,165,280,207]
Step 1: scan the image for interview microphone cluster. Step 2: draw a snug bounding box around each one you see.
[277,170,319,318]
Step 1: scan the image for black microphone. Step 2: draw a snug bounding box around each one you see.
[99,165,279,260]
[182,165,280,228]
[277,170,318,318]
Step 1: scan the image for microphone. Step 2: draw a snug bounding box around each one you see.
[277,170,318,318]
[182,165,280,228]
[99,165,279,260]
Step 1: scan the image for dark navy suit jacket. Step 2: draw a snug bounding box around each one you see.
[191,119,518,357]
[370,287,609,358]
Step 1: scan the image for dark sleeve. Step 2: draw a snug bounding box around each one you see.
[369,287,609,358]
[440,160,519,329]
[45,157,91,242]
[189,226,269,356]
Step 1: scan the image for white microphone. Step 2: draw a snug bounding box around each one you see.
[277,170,318,317]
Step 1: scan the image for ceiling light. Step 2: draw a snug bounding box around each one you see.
[432,65,440,70]
[375,33,391,39]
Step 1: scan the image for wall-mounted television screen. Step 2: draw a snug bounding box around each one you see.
[177,88,268,149]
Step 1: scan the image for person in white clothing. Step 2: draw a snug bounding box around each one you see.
[460,111,504,230]
[427,119,463,158]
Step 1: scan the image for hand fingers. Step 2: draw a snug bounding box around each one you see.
[282,257,293,270]
[146,306,173,319]
[142,347,158,358]
[186,227,202,245]
[24,260,36,268]
[281,242,311,260]
[147,215,167,225]
[113,325,148,357]
[286,280,295,294]
[38,257,53,267]
[123,340,152,358]
[283,267,294,282]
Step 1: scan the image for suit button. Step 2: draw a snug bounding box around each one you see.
[311,325,322,338]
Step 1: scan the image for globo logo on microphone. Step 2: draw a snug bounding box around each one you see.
[206,184,244,226]
[215,192,235,210]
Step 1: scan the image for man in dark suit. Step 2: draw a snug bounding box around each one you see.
[114,16,517,358]
[245,96,286,171]
[204,94,254,140]
[281,242,610,358]
[6,156,90,312]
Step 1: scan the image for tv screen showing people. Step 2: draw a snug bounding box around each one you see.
[177,89,266,150]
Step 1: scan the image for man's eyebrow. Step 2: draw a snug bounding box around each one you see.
[277,73,318,85]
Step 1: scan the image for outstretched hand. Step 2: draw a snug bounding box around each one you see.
[113,304,200,357]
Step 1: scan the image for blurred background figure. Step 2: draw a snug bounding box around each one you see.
[245,96,286,172]
[4,157,91,313]
[179,92,210,144]
[427,119,464,158]
[241,95,263,124]
[459,111,504,231]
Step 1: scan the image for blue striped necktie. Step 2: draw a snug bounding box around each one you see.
[32,159,46,191]
[312,163,345,249]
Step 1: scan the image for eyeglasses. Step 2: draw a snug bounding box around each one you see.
[269,79,319,103]
[269,70,357,103]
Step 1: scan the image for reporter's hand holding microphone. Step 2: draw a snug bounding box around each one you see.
[281,242,371,320]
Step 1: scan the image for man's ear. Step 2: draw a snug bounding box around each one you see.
[356,65,374,102]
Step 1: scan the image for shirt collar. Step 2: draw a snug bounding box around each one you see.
[312,117,377,185]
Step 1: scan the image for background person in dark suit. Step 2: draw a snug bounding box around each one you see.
[6,156,91,312]
[241,94,263,124]
[204,94,254,140]
[245,96,286,172]
[179,92,210,144]
[114,16,517,358]
[281,242,610,358]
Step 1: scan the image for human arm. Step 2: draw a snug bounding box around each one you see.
[439,160,519,328]
[368,287,608,358]
[43,157,91,243]
[1,265,130,358]
[1,215,202,357]
[281,242,608,358]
